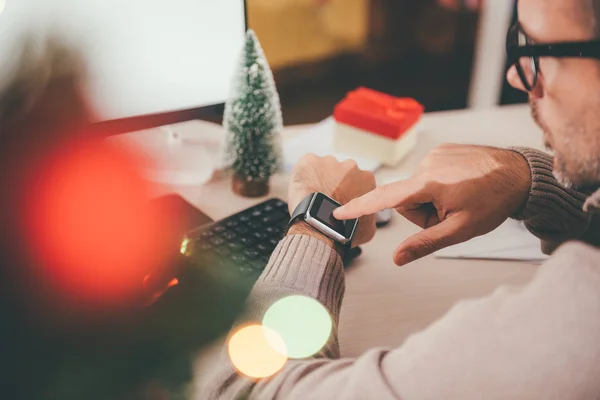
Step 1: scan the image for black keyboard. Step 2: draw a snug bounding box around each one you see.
[182,198,291,282]
[182,198,361,285]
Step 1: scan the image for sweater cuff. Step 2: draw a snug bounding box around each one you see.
[257,235,345,321]
[509,147,591,242]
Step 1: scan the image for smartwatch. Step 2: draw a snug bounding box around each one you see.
[288,193,359,247]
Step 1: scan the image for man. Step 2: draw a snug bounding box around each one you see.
[207,0,600,398]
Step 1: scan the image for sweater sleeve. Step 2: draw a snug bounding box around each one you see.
[205,239,600,400]
[204,234,345,400]
[509,147,600,253]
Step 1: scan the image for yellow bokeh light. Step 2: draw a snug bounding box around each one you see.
[180,236,191,256]
[227,324,288,379]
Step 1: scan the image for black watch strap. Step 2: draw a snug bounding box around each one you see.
[289,193,315,226]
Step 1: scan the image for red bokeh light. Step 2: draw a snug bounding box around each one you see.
[24,138,179,307]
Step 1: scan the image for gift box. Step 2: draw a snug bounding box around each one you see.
[333,87,424,166]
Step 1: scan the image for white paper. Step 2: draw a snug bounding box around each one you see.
[435,220,550,264]
[283,117,382,172]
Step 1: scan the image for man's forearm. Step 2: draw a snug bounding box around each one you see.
[509,147,599,251]
[287,221,346,258]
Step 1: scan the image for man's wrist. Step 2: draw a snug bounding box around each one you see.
[504,148,534,215]
[287,221,345,258]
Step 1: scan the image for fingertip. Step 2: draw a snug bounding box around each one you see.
[393,249,415,267]
[333,207,347,219]
[393,255,406,267]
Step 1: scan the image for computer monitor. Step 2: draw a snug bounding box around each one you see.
[0,0,247,135]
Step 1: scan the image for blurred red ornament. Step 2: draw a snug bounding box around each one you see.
[24,138,180,307]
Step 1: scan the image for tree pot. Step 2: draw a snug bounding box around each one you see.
[232,173,270,198]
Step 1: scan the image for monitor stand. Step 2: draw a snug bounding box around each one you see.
[108,121,223,186]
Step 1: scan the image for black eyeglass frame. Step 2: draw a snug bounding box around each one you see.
[506,22,600,91]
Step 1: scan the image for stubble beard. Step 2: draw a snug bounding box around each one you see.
[529,98,600,191]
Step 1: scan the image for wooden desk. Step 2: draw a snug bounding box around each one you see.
[170,104,545,359]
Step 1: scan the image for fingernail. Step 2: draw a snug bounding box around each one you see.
[395,252,415,266]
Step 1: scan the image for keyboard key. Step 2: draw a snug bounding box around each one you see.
[263,204,275,212]
[248,221,262,230]
[251,209,263,218]
[274,200,286,209]
[257,243,272,253]
[237,226,249,234]
[238,266,255,277]
[197,242,213,252]
[227,242,244,251]
[212,225,226,234]
[215,246,231,257]
[226,220,239,228]
[239,215,251,223]
[240,237,256,247]
[262,212,288,225]
[253,232,268,241]
[244,249,260,259]
[232,254,248,264]
[217,258,234,269]
[250,260,266,271]
[269,238,280,247]
[210,236,225,246]
[200,230,213,238]
[271,227,286,237]
[222,231,237,240]
[268,234,282,242]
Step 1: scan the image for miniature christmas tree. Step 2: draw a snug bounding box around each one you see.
[223,30,283,197]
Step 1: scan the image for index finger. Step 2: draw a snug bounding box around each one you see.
[334,178,429,220]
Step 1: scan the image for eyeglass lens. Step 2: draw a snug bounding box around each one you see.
[516,29,538,90]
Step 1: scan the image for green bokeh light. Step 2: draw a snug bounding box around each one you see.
[263,295,332,359]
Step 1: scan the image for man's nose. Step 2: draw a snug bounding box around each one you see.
[506,65,543,99]
[506,65,526,92]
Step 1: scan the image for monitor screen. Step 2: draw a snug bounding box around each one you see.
[0,0,246,123]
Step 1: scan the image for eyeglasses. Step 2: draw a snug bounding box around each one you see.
[506,21,600,91]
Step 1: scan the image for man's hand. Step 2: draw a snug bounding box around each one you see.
[288,155,377,248]
[334,144,531,265]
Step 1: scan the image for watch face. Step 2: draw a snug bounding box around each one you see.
[310,193,357,239]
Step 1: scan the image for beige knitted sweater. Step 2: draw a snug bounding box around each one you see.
[205,148,600,400]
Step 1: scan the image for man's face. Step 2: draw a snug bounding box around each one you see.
[507,0,600,189]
